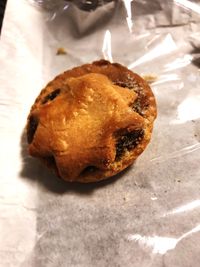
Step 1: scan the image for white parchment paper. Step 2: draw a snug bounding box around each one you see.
[1,0,200,266]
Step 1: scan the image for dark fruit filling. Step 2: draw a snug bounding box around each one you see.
[115,129,144,160]
[114,80,136,90]
[41,156,59,176]
[42,89,61,104]
[132,99,143,115]
[27,115,38,144]
[80,166,99,176]
[114,81,150,116]
[44,156,57,170]
[45,156,56,166]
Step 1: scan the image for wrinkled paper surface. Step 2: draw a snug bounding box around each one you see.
[1,0,200,266]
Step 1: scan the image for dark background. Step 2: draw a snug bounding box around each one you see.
[0,0,7,34]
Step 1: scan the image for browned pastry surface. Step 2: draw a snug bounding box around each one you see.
[26,60,157,182]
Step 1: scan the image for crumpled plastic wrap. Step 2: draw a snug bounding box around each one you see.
[0,0,200,266]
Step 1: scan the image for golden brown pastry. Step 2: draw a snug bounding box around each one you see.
[26,60,157,183]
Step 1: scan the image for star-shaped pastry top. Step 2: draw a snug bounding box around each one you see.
[29,73,144,181]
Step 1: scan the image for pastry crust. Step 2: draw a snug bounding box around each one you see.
[26,60,157,182]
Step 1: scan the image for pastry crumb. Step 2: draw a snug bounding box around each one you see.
[56,47,67,55]
[142,74,157,84]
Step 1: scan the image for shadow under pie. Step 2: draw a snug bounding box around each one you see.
[20,129,129,195]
